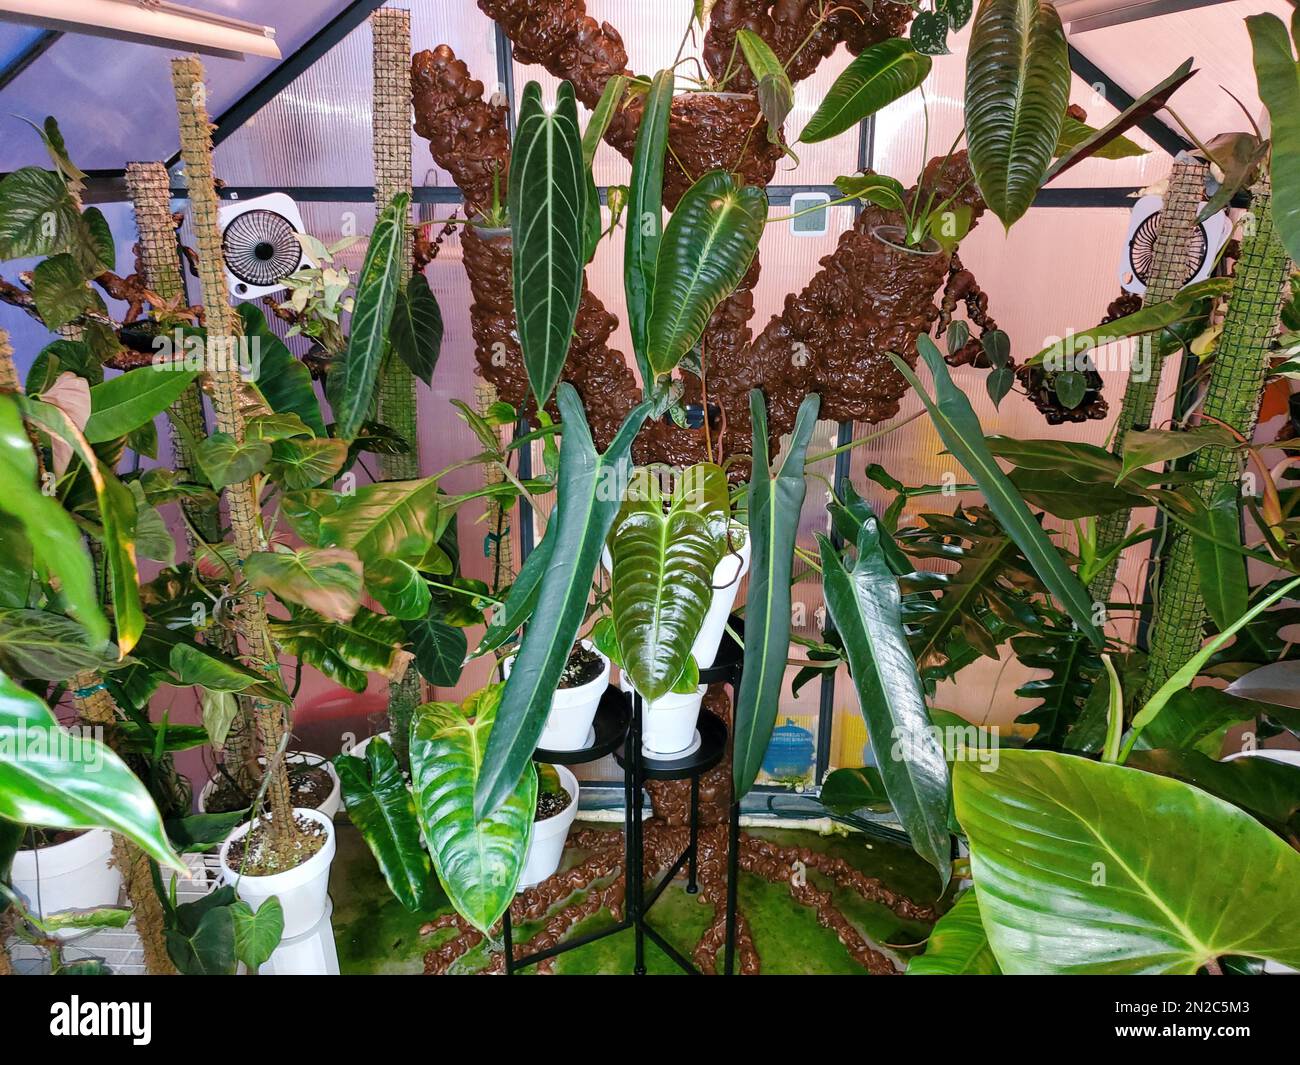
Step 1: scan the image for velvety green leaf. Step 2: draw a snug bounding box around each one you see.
[404,614,468,687]
[82,366,201,444]
[319,476,442,566]
[737,29,793,138]
[128,481,174,566]
[327,191,410,440]
[734,391,819,799]
[167,641,290,703]
[0,167,82,261]
[32,252,98,329]
[194,432,271,489]
[955,749,1300,972]
[238,304,325,436]
[389,272,444,386]
[818,521,951,890]
[610,462,729,701]
[477,385,649,818]
[625,70,674,388]
[1115,425,1238,485]
[911,11,951,55]
[335,737,435,911]
[646,170,766,377]
[510,80,587,409]
[411,686,537,933]
[231,896,284,970]
[0,669,184,871]
[799,38,932,143]
[1248,14,1300,265]
[244,547,363,623]
[907,889,1000,974]
[165,885,236,975]
[965,0,1071,226]
[280,488,341,546]
[1009,466,1143,518]
[894,339,1103,647]
[833,173,906,212]
[0,608,117,681]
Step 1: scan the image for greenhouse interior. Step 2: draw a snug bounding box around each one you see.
[1,0,1299,993]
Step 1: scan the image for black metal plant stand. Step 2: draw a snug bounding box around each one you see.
[501,621,746,975]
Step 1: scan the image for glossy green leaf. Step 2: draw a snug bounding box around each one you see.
[833,173,906,212]
[907,890,1000,974]
[411,686,537,933]
[510,80,587,409]
[820,765,891,815]
[82,366,201,444]
[0,669,183,871]
[335,737,435,912]
[625,69,674,387]
[646,170,766,378]
[231,896,284,970]
[610,463,729,701]
[1248,14,1300,266]
[1115,425,1238,484]
[327,191,410,440]
[472,531,555,658]
[265,437,347,491]
[734,391,819,799]
[166,641,290,704]
[244,547,363,623]
[818,521,951,890]
[965,0,1071,226]
[365,558,431,621]
[955,749,1300,972]
[1192,482,1248,632]
[894,339,1103,648]
[476,385,649,818]
[194,432,271,489]
[319,476,442,565]
[270,607,410,693]
[0,608,117,681]
[238,304,325,436]
[389,271,444,386]
[799,38,932,144]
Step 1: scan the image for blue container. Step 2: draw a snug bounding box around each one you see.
[762,719,815,780]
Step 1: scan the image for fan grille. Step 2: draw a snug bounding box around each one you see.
[222,209,302,287]
[1129,209,1209,288]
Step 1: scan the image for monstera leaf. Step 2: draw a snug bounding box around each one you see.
[645,170,766,378]
[799,38,932,144]
[818,521,952,890]
[475,385,649,819]
[965,0,1071,226]
[335,737,435,912]
[509,80,586,409]
[733,391,819,800]
[411,685,537,934]
[907,890,1000,975]
[609,462,729,701]
[955,749,1300,973]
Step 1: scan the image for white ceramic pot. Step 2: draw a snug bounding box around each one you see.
[199,751,342,820]
[518,765,579,890]
[9,828,121,937]
[347,731,391,761]
[219,807,336,944]
[620,674,707,756]
[505,642,610,751]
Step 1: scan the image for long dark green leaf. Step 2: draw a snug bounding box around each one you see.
[965,0,1071,226]
[510,80,587,410]
[646,170,766,377]
[326,191,409,440]
[818,523,951,890]
[476,384,649,818]
[335,737,435,912]
[472,530,555,658]
[1248,14,1300,265]
[238,304,325,436]
[1192,482,1248,632]
[733,391,819,799]
[624,70,674,388]
[893,338,1103,648]
[799,38,932,144]
[388,272,444,386]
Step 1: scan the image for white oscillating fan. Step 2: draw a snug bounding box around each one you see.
[217,193,312,299]
[1119,194,1231,296]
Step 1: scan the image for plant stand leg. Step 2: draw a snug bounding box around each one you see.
[631,689,646,975]
[686,775,700,894]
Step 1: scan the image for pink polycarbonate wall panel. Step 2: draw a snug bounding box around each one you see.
[871,24,1175,190]
[0,0,357,170]
[843,207,1171,728]
[509,0,865,187]
[1070,0,1295,145]
[213,2,497,189]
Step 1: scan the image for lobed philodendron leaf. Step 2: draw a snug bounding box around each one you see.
[955,749,1300,973]
[510,80,587,410]
[893,338,1103,649]
[733,391,820,801]
[475,384,650,818]
[335,737,435,912]
[646,170,766,379]
[0,669,184,872]
[818,522,952,890]
[327,191,410,440]
[609,462,729,701]
[411,685,537,934]
[965,0,1071,227]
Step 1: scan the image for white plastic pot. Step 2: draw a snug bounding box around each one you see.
[505,642,610,751]
[219,807,337,946]
[518,765,579,890]
[620,673,707,756]
[10,828,121,937]
[347,731,391,761]
[199,751,341,820]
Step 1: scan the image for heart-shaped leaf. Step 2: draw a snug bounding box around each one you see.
[238,304,325,436]
[231,896,284,971]
[244,547,363,623]
[319,476,443,565]
[194,432,271,489]
[365,558,432,621]
[0,608,117,681]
